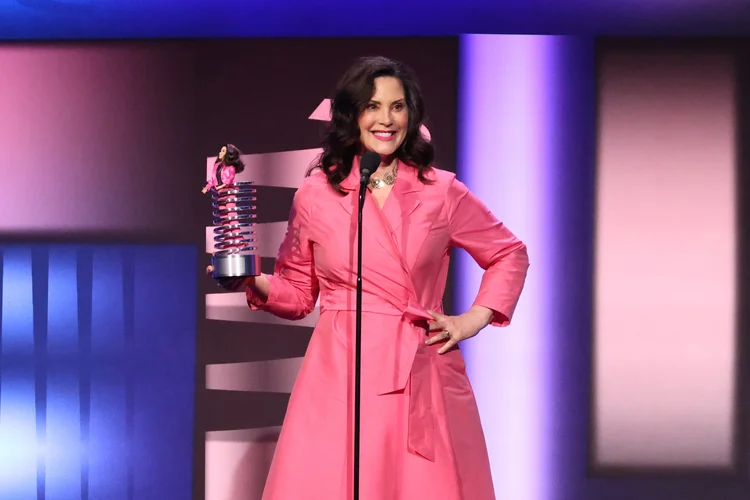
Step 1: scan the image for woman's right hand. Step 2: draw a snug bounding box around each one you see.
[205,265,253,291]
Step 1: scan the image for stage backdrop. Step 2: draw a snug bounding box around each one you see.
[3,35,748,500]
[0,37,459,499]
[193,38,459,500]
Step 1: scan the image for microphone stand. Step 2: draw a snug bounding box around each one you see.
[354,177,367,500]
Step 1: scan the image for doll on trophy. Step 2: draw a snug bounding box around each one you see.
[203,143,246,254]
[203,144,260,279]
[202,143,245,194]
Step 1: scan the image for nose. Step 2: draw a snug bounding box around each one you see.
[377,107,393,126]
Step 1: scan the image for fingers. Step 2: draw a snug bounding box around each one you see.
[428,310,446,331]
[425,329,451,346]
[216,277,245,291]
[205,265,215,275]
[438,337,458,355]
[428,320,444,331]
[428,310,444,321]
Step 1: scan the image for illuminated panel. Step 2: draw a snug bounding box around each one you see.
[205,292,319,327]
[457,34,560,500]
[206,358,304,393]
[45,248,82,499]
[0,248,37,499]
[594,48,736,468]
[0,244,196,499]
[89,248,128,500]
[205,148,321,189]
[206,428,281,500]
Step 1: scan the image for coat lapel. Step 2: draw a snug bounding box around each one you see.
[337,157,410,276]
[338,158,436,276]
[381,164,434,271]
[381,163,422,234]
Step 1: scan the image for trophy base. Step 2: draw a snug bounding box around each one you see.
[212,253,261,279]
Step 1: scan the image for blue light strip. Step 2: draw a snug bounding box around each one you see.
[0,248,37,499]
[89,248,128,500]
[46,248,82,499]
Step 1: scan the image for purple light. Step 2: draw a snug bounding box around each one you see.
[457,35,558,500]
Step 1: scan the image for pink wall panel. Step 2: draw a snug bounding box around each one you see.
[594,49,737,469]
[0,43,198,240]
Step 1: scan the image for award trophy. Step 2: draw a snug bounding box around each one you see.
[211,181,261,279]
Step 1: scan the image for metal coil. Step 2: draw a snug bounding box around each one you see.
[212,181,257,255]
[211,181,261,278]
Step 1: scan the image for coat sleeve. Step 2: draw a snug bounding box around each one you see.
[246,181,319,320]
[447,176,529,327]
[205,162,219,190]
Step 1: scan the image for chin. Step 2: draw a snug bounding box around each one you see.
[365,140,404,158]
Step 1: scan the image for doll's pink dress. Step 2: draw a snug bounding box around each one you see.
[206,161,246,252]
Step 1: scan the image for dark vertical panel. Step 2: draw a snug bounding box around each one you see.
[735,43,750,481]
[544,37,598,500]
[76,247,93,500]
[131,245,197,500]
[32,247,49,500]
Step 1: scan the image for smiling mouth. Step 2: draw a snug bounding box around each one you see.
[372,131,397,141]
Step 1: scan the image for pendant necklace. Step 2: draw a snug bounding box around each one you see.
[368,163,398,190]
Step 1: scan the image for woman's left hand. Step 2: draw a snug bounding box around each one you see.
[426,306,494,354]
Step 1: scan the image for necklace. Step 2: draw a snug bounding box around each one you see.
[368,163,398,189]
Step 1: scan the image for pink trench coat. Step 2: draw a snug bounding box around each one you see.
[247,159,529,500]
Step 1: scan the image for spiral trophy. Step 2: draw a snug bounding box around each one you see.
[211,181,261,279]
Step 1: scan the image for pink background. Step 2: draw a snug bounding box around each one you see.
[594,48,737,469]
[0,43,200,240]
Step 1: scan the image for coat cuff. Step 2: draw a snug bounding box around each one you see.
[472,296,513,328]
[245,274,277,311]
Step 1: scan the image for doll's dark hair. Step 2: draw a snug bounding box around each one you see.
[222,144,245,173]
[308,56,434,190]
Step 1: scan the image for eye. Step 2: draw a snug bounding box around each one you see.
[367,103,378,110]
[393,102,405,111]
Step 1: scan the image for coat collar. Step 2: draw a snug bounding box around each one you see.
[338,156,425,194]
[337,156,431,276]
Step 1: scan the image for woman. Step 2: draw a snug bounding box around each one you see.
[208,56,529,499]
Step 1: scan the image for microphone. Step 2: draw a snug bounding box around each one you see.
[353,150,379,500]
[359,151,380,186]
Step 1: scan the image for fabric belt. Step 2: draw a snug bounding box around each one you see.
[321,293,437,462]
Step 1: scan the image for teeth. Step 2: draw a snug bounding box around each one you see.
[374,132,394,137]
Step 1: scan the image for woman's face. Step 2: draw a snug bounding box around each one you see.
[218,146,227,161]
[357,76,409,160]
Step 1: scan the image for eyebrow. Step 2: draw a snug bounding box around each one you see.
[368,98,406,104]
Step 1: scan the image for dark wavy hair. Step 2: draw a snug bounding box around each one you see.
[221,143,245,174]
[309,56,435,189]
[215,143,245,184]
